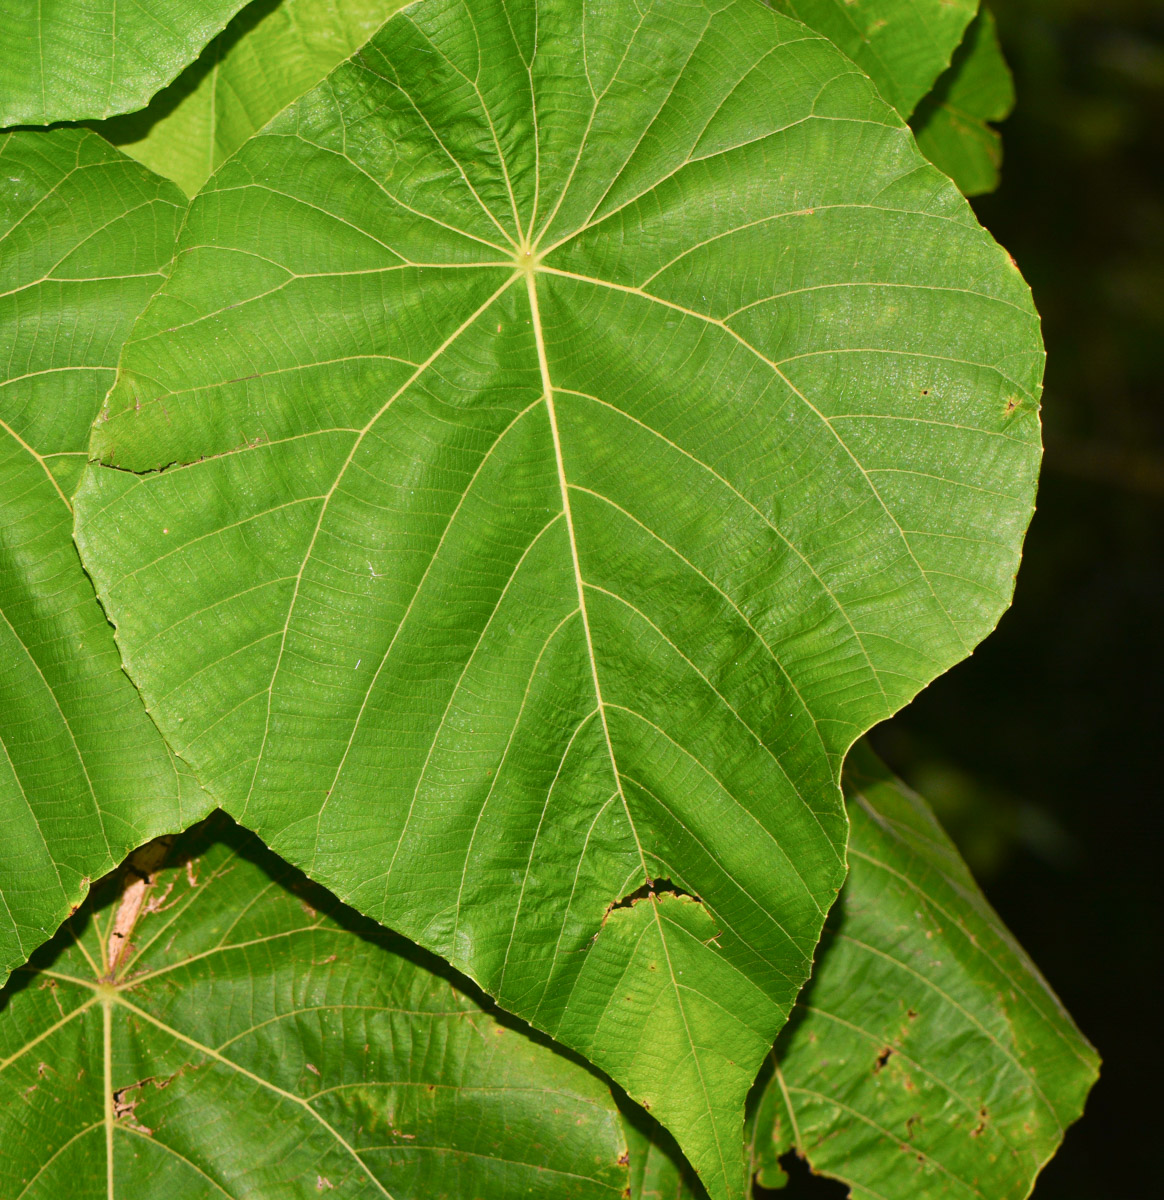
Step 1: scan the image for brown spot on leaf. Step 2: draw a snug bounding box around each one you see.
[617,1151,630,1167]
[874,1047,894,1073]
[112,1080,155,1136]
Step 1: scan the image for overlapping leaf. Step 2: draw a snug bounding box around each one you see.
[748,745,1098,1199]
[623,1103,706,1200]
[770,0,978,117]
[0,814,641,1198]
[74,0,1045,1194]
[912,10,1016,198]
[0,0,251,126]
[0,129,200,987]
[94,0,408,198]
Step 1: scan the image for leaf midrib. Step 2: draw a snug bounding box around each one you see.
[527,265,733,1191]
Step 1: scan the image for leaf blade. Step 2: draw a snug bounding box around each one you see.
[0,128,198,985]
[749,744,1099,1200]
[769,0,979,117]
[91,0,412,198]
[912,10,1016,198]
[0,0,252,125]
[0,816,634,1199]
[73,2,1045,1194]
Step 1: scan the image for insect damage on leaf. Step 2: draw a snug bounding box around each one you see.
[604,879,702,919]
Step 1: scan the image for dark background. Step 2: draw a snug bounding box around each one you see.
[783,1,1162,1196]
[879,0,1162,1194]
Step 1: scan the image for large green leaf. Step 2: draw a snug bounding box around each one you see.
[769,0,978,118]
[0,813,637,1198]
[94,0,408,198]
[73,0,1045,1194]
[0,0,251,126]
[749,745,1099,1199]
[0,129,199,987]
[912,10,1016,198]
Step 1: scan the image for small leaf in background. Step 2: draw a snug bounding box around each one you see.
[912,10,1017,198]
[92,0,410,198]
[0,814,637,1199]
[0,0,251,126]
[73,0,1045,1192]
[769,0,978,117]
[0,129,200,987]
[748,744,1098,1200]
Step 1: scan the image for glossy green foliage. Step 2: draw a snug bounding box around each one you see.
[769,0,978,117]
[912,11,1016,198]
[73,0,1045,1193]
[0,129,202,987]
[0,0,250,126]
[748,746,1098,1199]
[0,814,657,1199]
[94,0,409,198]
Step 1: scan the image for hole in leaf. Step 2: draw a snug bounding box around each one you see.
[755,1152,850,1198]
[605,878,700,919]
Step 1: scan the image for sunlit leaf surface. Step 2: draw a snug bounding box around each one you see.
[749,745,1099,1199]
[74,0,1045,1193]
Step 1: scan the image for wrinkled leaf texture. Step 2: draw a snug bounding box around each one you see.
[0,814,658,1199]
[0,0,251,126]
[74,0,1045,1195]
[94,0,410,198]
[748,746,1098,1199]
[769,0,978,118]
[0,129,203,987]
[911,10,1016,199]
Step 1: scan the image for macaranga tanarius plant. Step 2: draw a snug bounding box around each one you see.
[0,1,1097,1197]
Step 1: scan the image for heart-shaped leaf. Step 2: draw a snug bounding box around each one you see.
[0,0,252,126]
[0,129,197,986]
[74,0,1045,1194]
[94,0,410,197]
[912,10,1015,198]
[748,745,1099,1199]
[770,0,978,117]
[0,813,642,1199]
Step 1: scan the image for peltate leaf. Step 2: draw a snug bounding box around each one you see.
[0,0,251,126]
[912,10,1016,198]
[73,0,1045,1194]
[748,744,1099,1199]
[0,129,200,986]
[769,0,978,118]
[93,0,409,198]
[0,813,639,1198]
